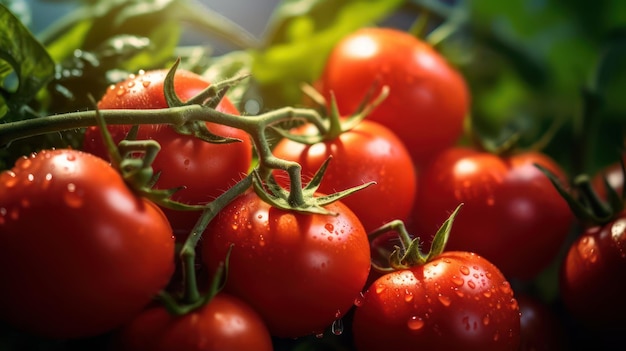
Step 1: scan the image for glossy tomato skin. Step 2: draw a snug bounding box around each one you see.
[412,147,573,280]
[559,214,626,329]
[352,251,521,351]
[0,149,175,339]
[317,27,469,167]
[201,190,371,338]
[272,120,417,232]
[114,293,273,351]
[82,69,252,238]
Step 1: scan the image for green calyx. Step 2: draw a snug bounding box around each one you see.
[272,82,389,145]
[369,204,463,272]
[537,162,625,226]
[253,156,375,215]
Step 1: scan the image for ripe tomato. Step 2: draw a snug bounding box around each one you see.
[82,69,253,238]
[559,211,626,329]
[0,149,175,339]
[352,251,521,351]
[272,119,417,232]
[114,293,273,351]
[316,27,470,167]
[591,161,624,200]
[201,190,371,338]
[412,147,573,280]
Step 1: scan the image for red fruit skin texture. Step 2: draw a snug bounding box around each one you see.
[317,27,470,167]
[82,69,252,238]
[352,251,521,351]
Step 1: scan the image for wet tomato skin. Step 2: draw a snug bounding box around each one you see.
[272,119,417,232]
[352,251,521,351]
[201,190,371,338]
[82,69,252,239]
[0,149,175,339]
[317,27,469,166]
[114,293,273,351]
[413,147,573,280]
[560,215,626,329]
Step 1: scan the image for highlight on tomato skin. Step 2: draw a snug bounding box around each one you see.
[412,146,574,281]
[113,293,274,351]
[352,251,521,351]
[316,27,470,167]
[81,69,254,240]
[0,149,176,339]
[200,189,372,339]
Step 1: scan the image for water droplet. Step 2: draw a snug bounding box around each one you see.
[331,319,344,335]
[1,171,17,188]
[354,292,365,306]
[20,198,30,208]
[459,266,470,275]
[482,314,490,326]
[493,331,500,341]
[375,285,386,294]
[15,156,31,169]
[499,281,512,294]
[315,333,324,339]
[26,173,34,182]
[438,294,451,307]
[451,275,464,286]
[64,183,84,208]
[231,224,238,230]
[183,159,190,167]
[483,290,492,298]
[116,87,127,97]
[486,197,495,206]
[324,223,334,233]
[127,81,135,88]
[404,289,414,303]
[327,236,334,241]
[142,80,151,88]
[467,281,476,289]
[407,316,424,331]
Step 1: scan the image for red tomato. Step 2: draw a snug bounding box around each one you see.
[272,119,417,232]
[82,69,253,238]
[591,161,624,200]
[559,211,626,329]
[114,293,273,351]
[412,147,573,280]
[201,190,371,338]
[316,27,470,167]
[0,149,175,339]
[352,251,521,351]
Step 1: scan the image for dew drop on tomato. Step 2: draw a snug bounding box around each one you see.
[0,171,17,188]
[438,294,452,307]
[331,318,344,335]
[63,183,84,208]
[407,316,425,331]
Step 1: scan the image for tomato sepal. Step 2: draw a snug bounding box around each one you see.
[370,204,463,271]
[252,157,375,215]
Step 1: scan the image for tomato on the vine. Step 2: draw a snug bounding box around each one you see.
[272,119,417,232]
[412,147,573,280]
[352,251,520,351]
[0,149,175,339]
[82,69,253,238]
[114,293,273,351]
[200,189,371,338]
[316,27,470,166]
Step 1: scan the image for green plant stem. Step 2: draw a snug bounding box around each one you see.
[179,173,253,305]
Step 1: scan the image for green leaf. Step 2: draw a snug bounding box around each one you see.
[0,3,54,121]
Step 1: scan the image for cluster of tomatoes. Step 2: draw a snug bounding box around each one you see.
[1,26,625,351]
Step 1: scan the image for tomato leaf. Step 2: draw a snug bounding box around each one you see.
[0,3,54,121]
